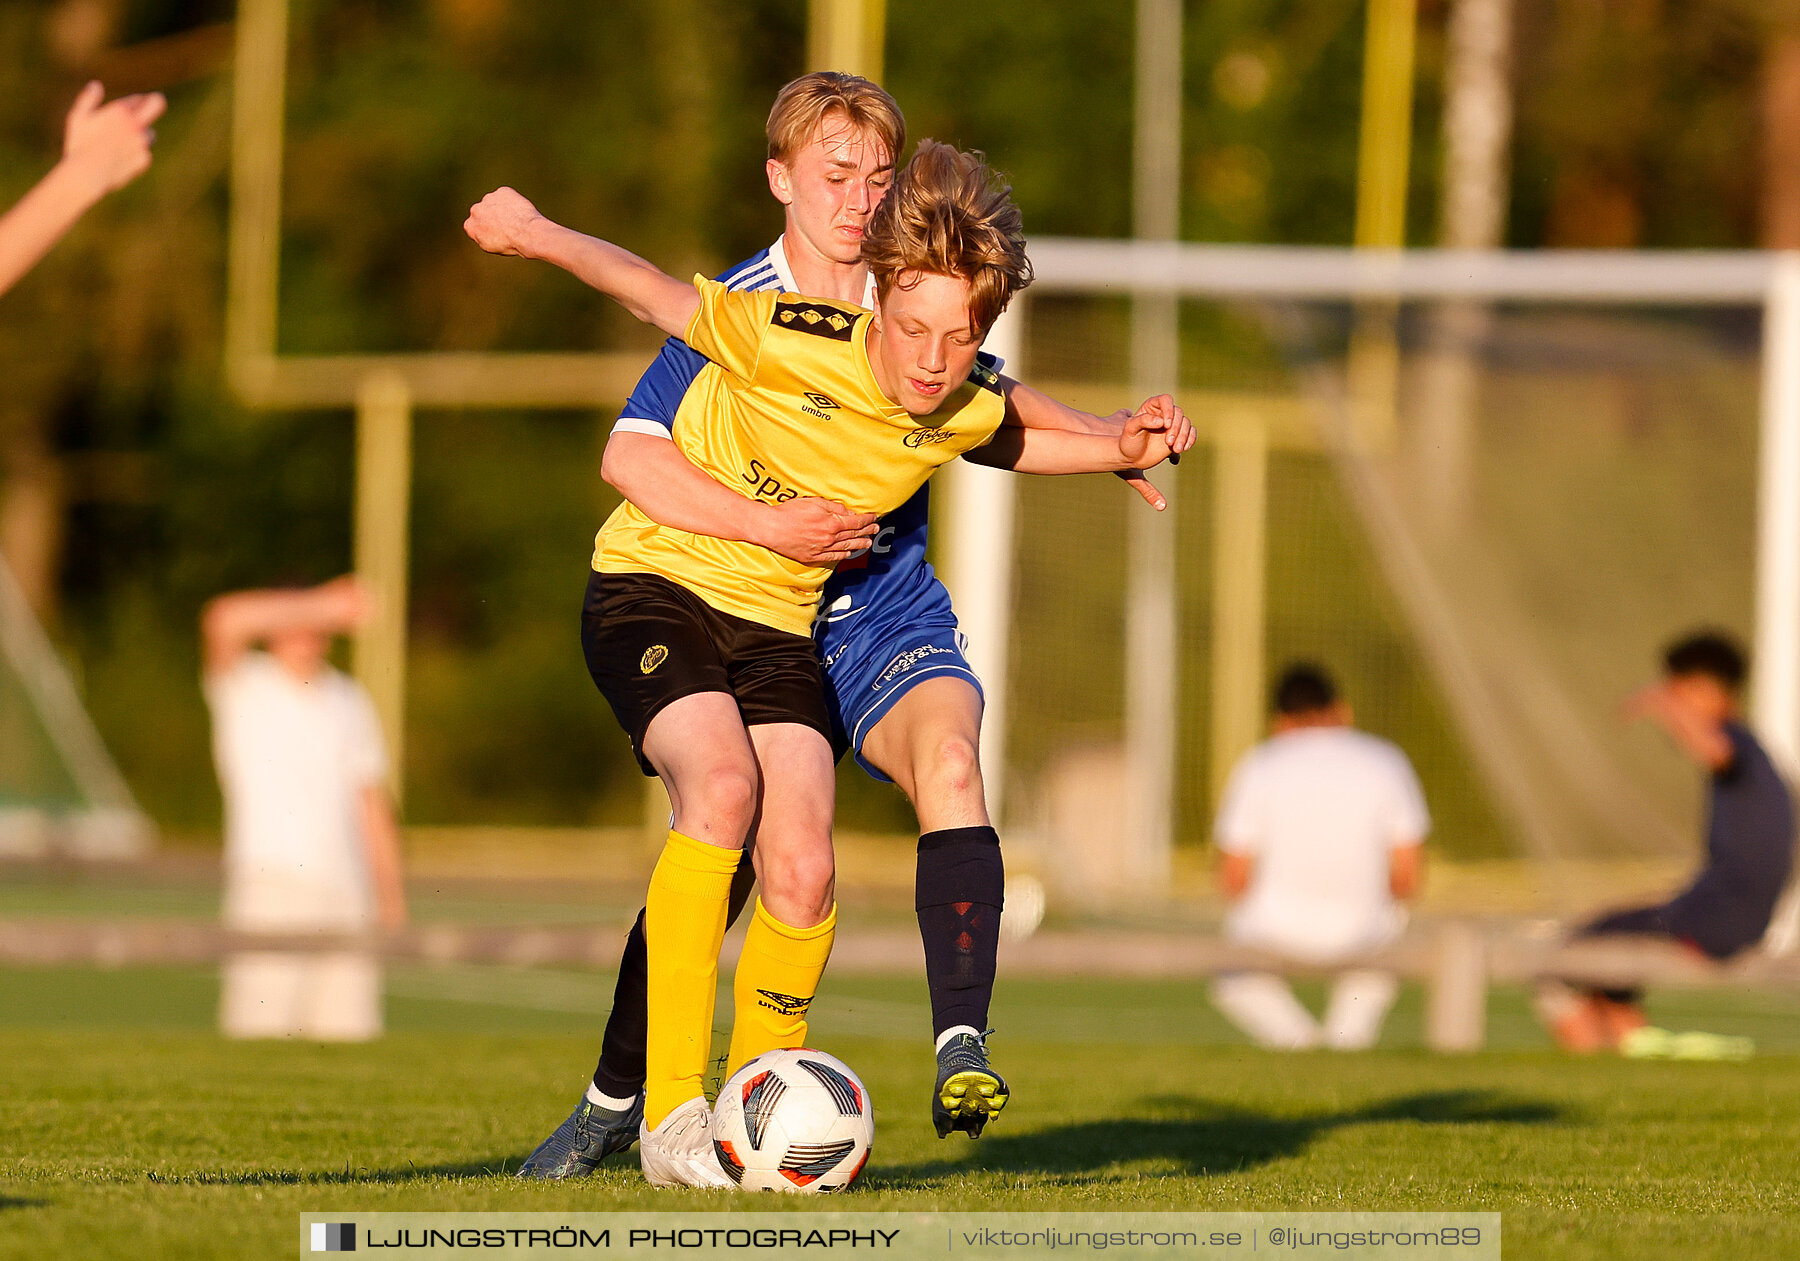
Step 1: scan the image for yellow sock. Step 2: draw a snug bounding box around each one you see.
[727,898,837,1075]
[644,830,741,1129]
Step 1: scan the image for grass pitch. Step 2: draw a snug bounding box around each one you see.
[3,967,1798,1261]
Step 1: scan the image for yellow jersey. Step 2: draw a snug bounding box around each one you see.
[592,277,1007,636]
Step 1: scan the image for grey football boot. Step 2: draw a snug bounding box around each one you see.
[516,1092,644,1179]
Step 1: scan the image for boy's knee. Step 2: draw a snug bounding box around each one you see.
[917,732,980,800]
[761,848,836,925]
[694,763,759,834]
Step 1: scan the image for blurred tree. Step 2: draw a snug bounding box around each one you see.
[1511,0,1760,248]
[2,0,230,625]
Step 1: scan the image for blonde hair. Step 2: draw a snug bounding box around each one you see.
[766,71,905,168]
[861,140,1033,333]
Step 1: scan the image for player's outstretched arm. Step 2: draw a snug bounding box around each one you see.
[1218,852,1254,900]
[963,394,1195,508]
[0,82,163,298]
[464,187,699,337]
[999,377,1119,435]
[602,432,878,565]
[998,377,1183,509]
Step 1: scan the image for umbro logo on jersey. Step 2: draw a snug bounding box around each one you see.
[640,645,669,674]
[757,989,813,1016]
[801,392,839,422]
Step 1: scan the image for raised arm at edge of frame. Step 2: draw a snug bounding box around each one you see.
[464,187,698,338]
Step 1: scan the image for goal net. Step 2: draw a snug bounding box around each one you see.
[0,558,155,859]
[969,243,1798,923]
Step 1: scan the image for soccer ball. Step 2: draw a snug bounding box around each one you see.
[711,1049,874,1192]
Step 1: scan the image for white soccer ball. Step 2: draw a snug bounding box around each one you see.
[710,1049,874,1192]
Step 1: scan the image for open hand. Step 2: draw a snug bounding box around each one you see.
[464,186,545,257]
[61,81,164,196]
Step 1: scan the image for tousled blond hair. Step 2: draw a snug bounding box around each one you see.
[766,71,905,168]
[861,140,1033,333]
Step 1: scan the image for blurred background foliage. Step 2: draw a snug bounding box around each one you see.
[0,0,1793,845]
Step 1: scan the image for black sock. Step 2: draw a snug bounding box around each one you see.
[725,845,758,925]
[915,826,1004,1040]
[592,909,649,1099]
[591,849,757,1098]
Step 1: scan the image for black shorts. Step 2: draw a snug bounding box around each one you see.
[581,570,831,775]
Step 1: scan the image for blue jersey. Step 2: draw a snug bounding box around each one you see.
[813,481,952,658]
[613,241,959,652]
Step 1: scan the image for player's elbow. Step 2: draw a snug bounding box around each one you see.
[599,440,628,493]
[1217,851,1253,899]
[600,436,649,499]
[199,595,229,641]
[199,595,246,666]
[1389,843,1425,899]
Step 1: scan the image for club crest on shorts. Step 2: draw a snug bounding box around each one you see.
[639,645,669,674]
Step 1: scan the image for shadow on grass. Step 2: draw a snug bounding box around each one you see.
[874,1090,1564,1188]
[0,1196,52,1211]
[146,1157,522,1186]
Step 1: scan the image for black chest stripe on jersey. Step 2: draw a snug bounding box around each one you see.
[967,356,1003,394]
[773,300,859,342]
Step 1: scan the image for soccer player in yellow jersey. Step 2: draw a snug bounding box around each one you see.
[588,271,1005,634]
[476,76,1188,1179]
[471,140,1190,1186]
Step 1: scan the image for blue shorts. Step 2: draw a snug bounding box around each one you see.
[822,620,983,783]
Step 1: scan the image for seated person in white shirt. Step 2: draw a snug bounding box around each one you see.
[201,576,406,1040]
[1209,663,1429,1050]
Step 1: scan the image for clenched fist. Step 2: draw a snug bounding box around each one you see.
[464,186,545,258]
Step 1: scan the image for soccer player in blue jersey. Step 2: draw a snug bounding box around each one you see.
[472,73,1181,1177]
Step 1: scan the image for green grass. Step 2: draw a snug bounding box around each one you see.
[3,967,1799,1260]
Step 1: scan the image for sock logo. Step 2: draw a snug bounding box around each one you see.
[311,1223,356,1252]
[756,989,813,1017]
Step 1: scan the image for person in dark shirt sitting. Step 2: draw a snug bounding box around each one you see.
[1538,631,1796,1053]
